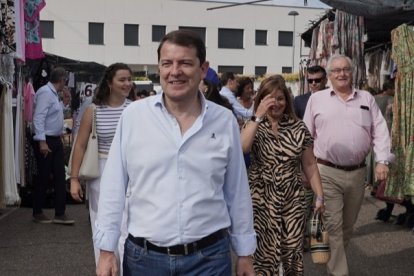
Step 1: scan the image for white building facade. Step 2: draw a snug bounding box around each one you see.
[40,0,326,76]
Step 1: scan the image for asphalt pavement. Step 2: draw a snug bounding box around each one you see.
[0,190,413,276]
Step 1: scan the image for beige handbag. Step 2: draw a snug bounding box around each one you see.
[310,211,331,264]
[68,104,99,180]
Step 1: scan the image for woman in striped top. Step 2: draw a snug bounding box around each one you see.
[70,63,133,268]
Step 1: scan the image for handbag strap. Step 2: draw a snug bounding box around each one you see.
[310,211,326,240]
[316,212,326,241]
[91,103,97,139]
[310,211,320,237]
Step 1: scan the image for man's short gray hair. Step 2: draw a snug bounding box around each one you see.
[50,67,67,83]
[326,54,353,73]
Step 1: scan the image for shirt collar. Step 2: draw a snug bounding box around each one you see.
[329,87,358,100]
[263,113,291,127]
[46,82,58,96]
[154,90,208,117]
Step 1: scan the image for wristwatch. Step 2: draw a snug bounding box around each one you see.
[377,160,389,166]
[250,116,263,123]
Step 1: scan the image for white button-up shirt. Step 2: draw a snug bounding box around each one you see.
[220,86,253,120]
[93,93,256,256]
[33,82,64,141]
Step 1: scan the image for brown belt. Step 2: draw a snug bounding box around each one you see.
[316,158,366,171]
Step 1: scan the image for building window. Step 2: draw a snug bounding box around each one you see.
[255,30,267,45]
[255,66,267,76]
[124,24,139,46]
[218,28,244,49]
[40,20,54,39]
[282,67,292,73]
[278,31,293,46]
[89,22,104,45]
[217,66,244,74]
[178,26,206,44]
[152,25,166,42]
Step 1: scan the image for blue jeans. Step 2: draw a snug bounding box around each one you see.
[123,235,232,276]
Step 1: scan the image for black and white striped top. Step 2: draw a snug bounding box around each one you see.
[96,100,131,154]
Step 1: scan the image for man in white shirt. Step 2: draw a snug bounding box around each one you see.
[94,30,256,276]
[32,67,74,225]
[219,72,253,120]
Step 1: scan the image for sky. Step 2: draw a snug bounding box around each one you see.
[203,0,330,8]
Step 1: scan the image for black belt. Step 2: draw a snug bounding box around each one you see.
[127,229,227,256]
[46,135,61,139]
[316,158,366,171]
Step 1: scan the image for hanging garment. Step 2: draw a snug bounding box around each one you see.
[0,53,15,84]
[309,25,320,63]
[1,84,20,205]
[388,24,414,203]
[0,84,5,208]
[333,10,366,87]
[24,125,37,188]
[15,0,25,61]
[24,0,46,59]
[316,19,327,60]
[366,50,382,90]
[0,0,16,54]
[14,68,25,186]
[24,81,35,122]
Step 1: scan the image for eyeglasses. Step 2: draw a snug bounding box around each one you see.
[330,67,352,74]
[307,78,323,84]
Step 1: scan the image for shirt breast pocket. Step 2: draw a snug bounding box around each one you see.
[358,109,372,127]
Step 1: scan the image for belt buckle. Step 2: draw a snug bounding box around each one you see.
[184,243,189,255]
[167,245,184,256]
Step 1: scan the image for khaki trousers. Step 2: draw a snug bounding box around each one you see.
[317,164,366,276]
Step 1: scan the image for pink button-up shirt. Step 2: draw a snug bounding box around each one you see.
[303,88,391,166]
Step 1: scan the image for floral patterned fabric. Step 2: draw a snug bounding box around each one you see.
[24,0,45,59]
[388,24,414,202]
[0,0,15,54]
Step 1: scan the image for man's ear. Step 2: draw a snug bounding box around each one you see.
[201,61,210,79]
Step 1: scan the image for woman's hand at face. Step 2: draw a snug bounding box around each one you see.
[256,94,275,118]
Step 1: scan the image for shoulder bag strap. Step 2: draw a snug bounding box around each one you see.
[91,104,97,139]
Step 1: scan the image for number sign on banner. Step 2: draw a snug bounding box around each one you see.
[80,83,97,99]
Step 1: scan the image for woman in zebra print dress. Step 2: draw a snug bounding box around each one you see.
[241,75,324,275]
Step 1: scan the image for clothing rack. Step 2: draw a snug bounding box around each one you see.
[364,42,392,53]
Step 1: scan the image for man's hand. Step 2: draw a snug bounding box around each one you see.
[375,163,389,181]
[235,255,255,276]
[96,250,118,276]
[39,141,52,157]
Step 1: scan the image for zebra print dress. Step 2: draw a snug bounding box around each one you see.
[248,115,313,276]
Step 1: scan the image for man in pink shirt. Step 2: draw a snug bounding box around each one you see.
[303,54,391,276]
